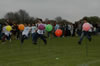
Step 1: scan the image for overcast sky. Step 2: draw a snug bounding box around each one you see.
[0,0,100,22]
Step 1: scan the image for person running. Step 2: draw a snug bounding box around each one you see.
[21,23,31,44]
[78,19,93,45]
[1,23,11,44]
[31,23,37,44]
[34,19,47,45]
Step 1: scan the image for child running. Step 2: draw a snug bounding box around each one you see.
[21,23,31,44]
[34,19,47,45]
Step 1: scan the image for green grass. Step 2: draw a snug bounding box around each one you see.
[0,35,100,66]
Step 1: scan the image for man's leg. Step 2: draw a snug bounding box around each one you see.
[32,33,35,44]
[2,34,6,42]
[40,34,47,45]
[6,35,10,41]
[21,35,25,44]
[34,33,38,44]
[87,32,92,42]
[78,31,85,44]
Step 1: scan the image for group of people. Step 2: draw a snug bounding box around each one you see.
[0,19,47,45]
[0,18,98,45]
[21,19,47,45]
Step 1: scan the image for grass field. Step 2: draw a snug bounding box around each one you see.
[0,35,100,66]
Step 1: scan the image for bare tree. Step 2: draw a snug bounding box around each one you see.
[18,9,30,23]
[4,12,15,21]
[55,16,62,23]
[4,9,31,24]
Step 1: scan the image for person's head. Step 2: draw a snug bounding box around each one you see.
[83,19,87,23]
[37,19,42,24]
[32,23,35,26]
[83,18,88,23]
[28,24,31,27]
[24,23,28,27]
[5,22,9,26]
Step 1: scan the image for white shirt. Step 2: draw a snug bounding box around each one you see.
[37,24,45,34]
[55,24,59,30]
[2,26,6,33]
[22,26,30,36]
[82,23,93,32]
[89,24,93,32]
[31,26,37,33]
[93,27,96,32]
[43,24,46,27]
[37,29,44,34]
[68,24,71,30]
[29,26,31,30]
[3,26,11,36]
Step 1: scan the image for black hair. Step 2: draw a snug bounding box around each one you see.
[83,18,88,21]
[38,19,43,22]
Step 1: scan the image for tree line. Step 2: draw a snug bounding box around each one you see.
[0,9,100,25]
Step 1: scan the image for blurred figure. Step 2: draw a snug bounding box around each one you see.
[12,24,17,39]
[0,23,2,40]
[78,19,93,45]
[92,26,97,35]
[2,23,11,44]
[68,24,71,36]
[34,19,47,45]
[55,24,60,30]
[47,24,53,38]
[72,24,76,36]
[31,23,37,44]
[16,24,20,40]
[60,24,64,37]
[65,24,71,36]
[54,24,60,37]
[77,22,82,36]
[21,23,31,44]
[28,24,32,38]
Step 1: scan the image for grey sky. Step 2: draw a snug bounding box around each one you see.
[0,0,100,22]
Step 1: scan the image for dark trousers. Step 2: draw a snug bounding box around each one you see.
[32,33,36,43]
[0,32,2,40]
[47,32,52,37]
[79,31,91,43]
[47,32,50,37]
[16,31,20,39]
[77,30,82,36]
[34,33,47,44]
[72,29,75,36]
[21,35,28,44]
[2,34,11,42]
